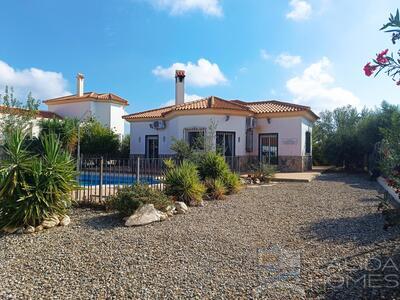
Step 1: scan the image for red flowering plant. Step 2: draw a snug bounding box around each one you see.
[365,10,400,198]
[364,10,400,86]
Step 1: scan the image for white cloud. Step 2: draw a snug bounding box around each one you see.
[275,53,302,68]
[0,60,70,101]
[286,0,312,21]
[286,57,360,112]
[260,49,271,61]
[161,93,203,107]
[152,58,228,87]
[149,0,222,16]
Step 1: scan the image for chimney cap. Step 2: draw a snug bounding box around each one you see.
[77,73,85,79]
[175,70,186,78]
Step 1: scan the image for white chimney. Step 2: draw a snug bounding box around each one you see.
[175,70,185,105]
[77,73,84,97]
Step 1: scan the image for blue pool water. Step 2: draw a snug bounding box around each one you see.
[79,174,159,186]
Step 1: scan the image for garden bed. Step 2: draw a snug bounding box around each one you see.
[1,173,400,299]
[377,176,400,208]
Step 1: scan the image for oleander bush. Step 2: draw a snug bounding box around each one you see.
[164,160,205,205]
[109,183,172,217]
[0,130,77,230]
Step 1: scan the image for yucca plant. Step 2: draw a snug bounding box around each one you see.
[205,178,226,200]
[253,163,277,183]
[197,152,230,180]
[164,160,205,205]
[0,130,78,230]
[222,171,241,194]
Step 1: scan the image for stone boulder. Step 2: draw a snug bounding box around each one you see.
[23,226,35,234]
[42,216,60,229]
[59,215,71,226]
[35,225,44,232]
[2,226,20,234]
[125,204,161,227]
[175,202,189,214]
[157,211,168,221]
[165,205,176,217]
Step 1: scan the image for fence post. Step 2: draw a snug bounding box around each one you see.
[99,157,104,201]
[137,156,140,183]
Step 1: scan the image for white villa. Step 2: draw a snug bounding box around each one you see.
[44,74,128,138]
[0,106,61,138]
[123,70,319,172]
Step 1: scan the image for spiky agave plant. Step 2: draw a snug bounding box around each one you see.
[163,160,205,205]
[0,130,77,229]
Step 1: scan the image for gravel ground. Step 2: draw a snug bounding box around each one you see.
[1,172,400,299]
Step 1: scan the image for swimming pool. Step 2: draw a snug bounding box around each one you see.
[79,174,160,186]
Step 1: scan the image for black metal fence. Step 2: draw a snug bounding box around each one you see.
[74,155,261,204]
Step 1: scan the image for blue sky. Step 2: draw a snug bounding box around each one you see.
[0,0,399,115]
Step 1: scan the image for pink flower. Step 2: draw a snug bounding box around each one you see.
[376,49,389,64]
[363,63,378,77]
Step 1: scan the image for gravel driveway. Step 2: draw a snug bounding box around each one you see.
[1,173,400,299]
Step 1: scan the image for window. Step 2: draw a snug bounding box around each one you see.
[259,133,278,165]
[145,135,159,158]
[185,129,205,150]
[216,132,235,157]
[305,131,311,155]
[246,129,254,153]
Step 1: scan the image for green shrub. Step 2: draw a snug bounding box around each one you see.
[0,130,77,229]
[197,152,230,180]
[164,161,205,205]
[252,163,277,182]
[205,178,226,200]
[109,184,172,217]
[163,158,176,170]
[170,138,194,161]
[222,171,241,194]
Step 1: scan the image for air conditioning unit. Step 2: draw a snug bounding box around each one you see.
[246,117,256,129]
[151,120,166,130]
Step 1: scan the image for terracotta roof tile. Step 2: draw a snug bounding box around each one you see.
[44,92,128,106]
[232,100,311,114]
[123,96,318,120]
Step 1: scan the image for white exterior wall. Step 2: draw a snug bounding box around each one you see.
[92,102,111,127]
[47,102,92,120]
[254,116,303,157]
[47,100,126,137]
[109,104,126,137]
[130,114,248,156]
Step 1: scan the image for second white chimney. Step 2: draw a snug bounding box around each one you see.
[77,73,84,97]
[175,70,185,105]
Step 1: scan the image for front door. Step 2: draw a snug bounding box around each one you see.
[216,131,235,157]
[259,133,278,165]
[145,135,159,159]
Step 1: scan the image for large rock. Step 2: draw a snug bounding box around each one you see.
[23,226,35,234]
[165,205,176,217]
[42,216,60,229]
[175,202,189,214]
[59,215,71,226]
[157,211,168,221]
[125,204,161,227]
[35,225,44,233]
[2,226,22,234]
